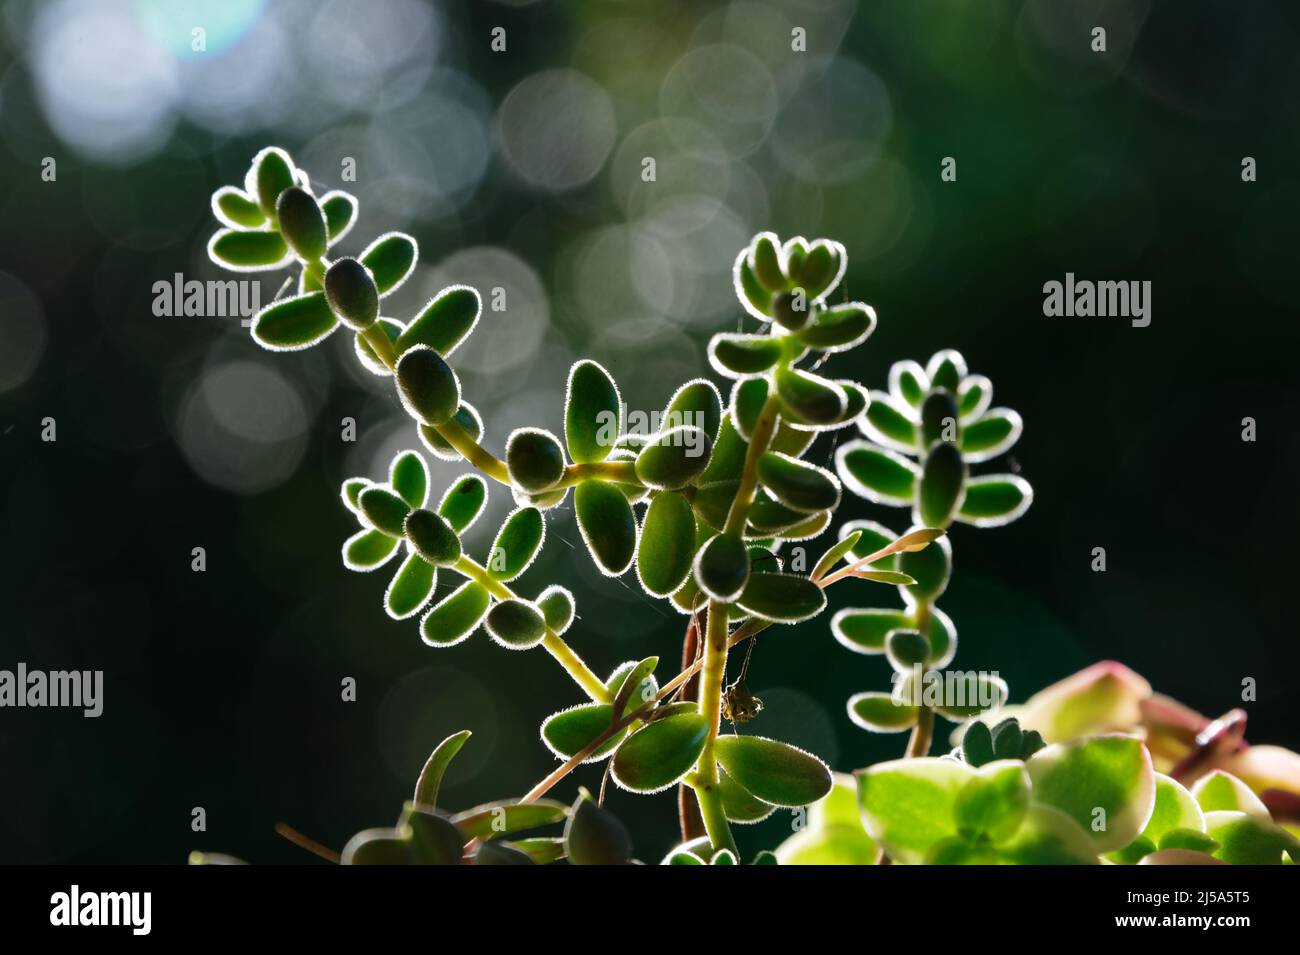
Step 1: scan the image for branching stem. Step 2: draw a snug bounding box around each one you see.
[454,556,610,703]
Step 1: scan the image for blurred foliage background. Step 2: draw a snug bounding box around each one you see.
[0,0,1298,863]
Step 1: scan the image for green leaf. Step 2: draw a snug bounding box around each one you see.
[251,291,338,351]
[663,378,722,443]
[323,257,379,330]
[510,837,566,865]
[1191,770,1270,818]
[251,146,296,216]
[1204,810,1300,865]
[919,390,959,448]
[714,735,832,807]
[611,657,659,724]
[730,377,768,442]
[541,703,626,762]
[861,393,919,451]
[437,474,487,533]
[404,508,461,567]
[212,186,266,228]
[757,452,840,513]
[451,799,568,839]
[955,475,1033,527]
[575,480,637,576]
[856,757,973,864]
[932,672,1009,720]
[342,528,401,571]
[485,598,547,649]
[956,373,991,417]
[960,409,1023,462]
[896,531,951,602]
[474,841,536,865]
[750,232,786,291]
[719,767,776,823]
[400,804,468,865]
[887,359,927,408]
[811,529,862,581]
[536,585,575,635]
[995,804,1099,865]
[831,608,911,654]
[358,487,411,537]
[564,794,632,865]
[384,552,436,619]
[847,691,918,732]
[611,711,709,793]
[319,189,357,243]
[413,729,472,810]
[735,572,826,623]
[855,570,916,586]
[1136,773,1205,849]
[505,428,566,493]
[488,506,545,581]
[389,450,428,509]
[791,239,843,299]
[420,580,490,647]
[735,254,772,318]
[359,231,417,296]
[927,349,966,392]
[796,302,875,351]
[774,367,847,426]
[1026,735,1156,852]
[836,441,919,506]
[340,477,370,515]
[954,761,1031,842]
[885,629,930,670]
[397,285,482,358]
[275,186,327,260]
[564,359,621,463]
[664,850,706,865]
[698,414,747,484]
[340,827,415,866]
[708,333,783,377]
[636,491,696,597]
[395,345,461,427]
[1158,828,1219,854]
[710,848,737,865]
[693,532,750,602]
[916,441,967,528]
[634,427,712,489]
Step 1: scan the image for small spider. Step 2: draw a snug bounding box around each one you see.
[722,681,764,724]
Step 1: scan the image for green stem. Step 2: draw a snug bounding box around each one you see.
[559,460,639,488]
[723,393,781,536]
[454,556,610,703]
[904,600,935,758]
[694,599,738,857]
[437,418,512,487]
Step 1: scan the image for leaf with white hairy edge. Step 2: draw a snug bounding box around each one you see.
[1025,735,1155,852]
[714,735,832,807]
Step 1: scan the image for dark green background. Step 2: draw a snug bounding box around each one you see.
[1,0,1297,863]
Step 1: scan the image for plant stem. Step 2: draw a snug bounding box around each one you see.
[723,394,781,536]
[436,418,513,486]
[678,615,706,842]
[905,702,934,758]
[693,600,738,857]
[903,601,935,758]
[453,556,610,703]
[559,460,639,487]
